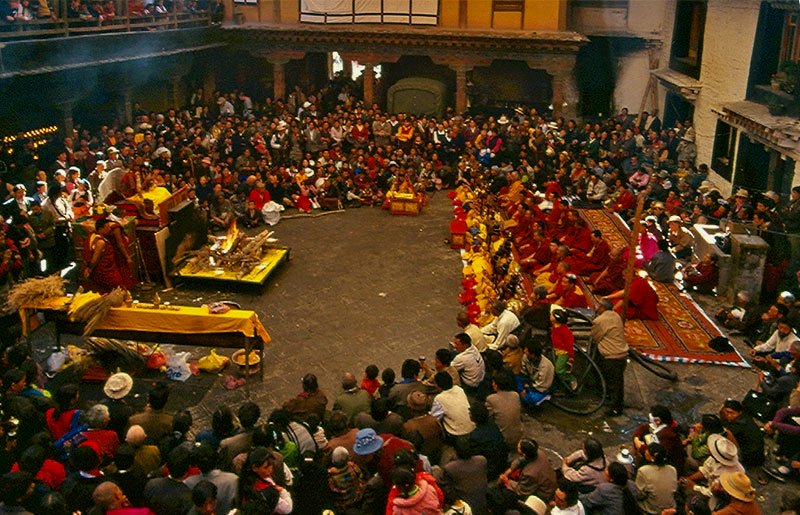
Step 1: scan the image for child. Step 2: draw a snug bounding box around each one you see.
[360,364,380,397]
[327,446,365,512]
[550,309,577,391]
[240,200,261,228]
[377,367,396,399]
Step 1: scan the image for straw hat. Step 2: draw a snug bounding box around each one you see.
[719,472,756,502]
[497,115,510,125]
[708,434,739,467]
[734,188,749,198]
[523,496,547,515]
[668,215,682,223]
[103,372,133,400]
[407,391,428,413]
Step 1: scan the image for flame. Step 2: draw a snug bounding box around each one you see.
[220,220,239,253]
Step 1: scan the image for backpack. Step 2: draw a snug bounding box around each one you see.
[53,410,88,460]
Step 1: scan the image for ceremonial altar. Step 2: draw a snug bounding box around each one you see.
[390,193,422,216]
[174,247,289,286]
[20,297,271,379]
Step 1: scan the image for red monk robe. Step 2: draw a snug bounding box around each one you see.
[589,249,627,295]
[569,238,611,276]
[623,275,659,320]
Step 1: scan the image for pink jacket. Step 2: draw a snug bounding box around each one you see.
[390,479,443,515]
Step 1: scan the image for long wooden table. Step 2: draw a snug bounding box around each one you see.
[20,297,270,382]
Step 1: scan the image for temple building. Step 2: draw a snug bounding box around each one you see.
[1,1,798,195]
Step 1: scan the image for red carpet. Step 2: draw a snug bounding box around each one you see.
[577,209,748,367]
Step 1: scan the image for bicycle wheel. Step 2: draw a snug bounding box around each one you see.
[549,346,607,415]
[628,348,679,382]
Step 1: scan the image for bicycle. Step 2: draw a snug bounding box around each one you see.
[534,308,607,415]
[532,307,678,415]
[566,307,679,382]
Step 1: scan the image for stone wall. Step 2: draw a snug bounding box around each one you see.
[693,0,761,194]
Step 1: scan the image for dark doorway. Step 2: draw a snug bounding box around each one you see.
[576,38,615,118]
[734,137,770,192]
[663,90,694,129]
[711,120,736,182]
[470,60,551,114]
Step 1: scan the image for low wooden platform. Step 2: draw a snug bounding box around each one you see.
[174,247,290,287]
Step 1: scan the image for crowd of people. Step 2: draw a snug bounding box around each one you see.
[0,0,220,27]
[1,324,792,514]
[1,73,800,513]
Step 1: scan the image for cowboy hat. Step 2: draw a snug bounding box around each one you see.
[103,372,133,400]
[718,472,756,502]
[708,434,739,467]
[668,215,682,223]
[734,188,749,198]
[497,115,510,125]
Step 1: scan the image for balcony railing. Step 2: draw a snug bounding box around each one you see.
[0,3,212,41]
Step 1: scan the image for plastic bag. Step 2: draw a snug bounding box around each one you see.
[197,349,229,373]
[47,349,70,373]
[166,351,192,381]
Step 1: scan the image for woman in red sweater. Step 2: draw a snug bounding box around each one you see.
[551,309,577,390]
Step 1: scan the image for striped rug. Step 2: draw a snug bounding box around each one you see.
[578,208,749,368]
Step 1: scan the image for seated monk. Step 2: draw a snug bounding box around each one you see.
[520,230,552,272]
[605,272,659,320]
[559,213,593,254]
[683,252,719,295]
[589,246,627,295]
[568,229,610,276]
[141,178,171,210]
[610,185,635,213]
[532,242,569,287]
[538,255,571,293]
[500,171,524,209]
[553,273,588,309]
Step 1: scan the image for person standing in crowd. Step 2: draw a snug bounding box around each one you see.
[592,298,629,416]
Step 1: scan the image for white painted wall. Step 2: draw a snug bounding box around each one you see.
[694,0,761,192]
[613,50,651,113]
[611,0,674,117]
[627,0,668,35]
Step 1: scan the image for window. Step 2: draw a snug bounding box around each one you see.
[299,0,438,25]
[669,0,707,79]
[780,13,800,63]
[711,120,736,182]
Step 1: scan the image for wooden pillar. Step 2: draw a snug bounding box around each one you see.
[170,77,184,109]
[121,88,133,126]
[453,65,472,114]
[458,0,467,28]
[271,0,280,22]
[342,58,353,81]
[362,63,375,106]
[270,58,288,100]
[60,101,75,138]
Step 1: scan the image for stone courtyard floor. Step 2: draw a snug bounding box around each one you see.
[143,192,792,512]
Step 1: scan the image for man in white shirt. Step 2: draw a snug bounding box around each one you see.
[481,300,520,351]
[751,320,799,355]
[457,311,488,352]
[430,371,475,440]
[451,333,485,391]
